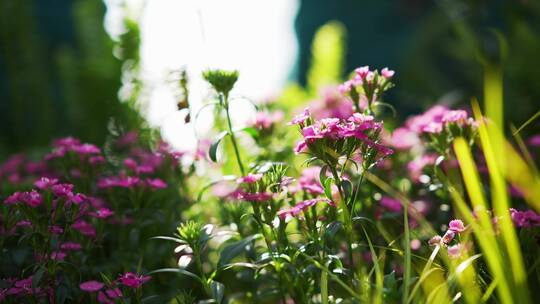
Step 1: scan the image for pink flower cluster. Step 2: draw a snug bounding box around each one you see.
[45,137,102,160]
[338,66,394,95]
[429,219,466,258]
[309,87,355,120]
[249,111,283,130]
[290,109,392,158]
[277,198,335,220]
[97,176,167,190]
[80,273,150,303]
[510,208,540,228]
[404,105,475,135]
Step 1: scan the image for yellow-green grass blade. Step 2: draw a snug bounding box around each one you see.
[452,138,514,303]
[471,103,531,303]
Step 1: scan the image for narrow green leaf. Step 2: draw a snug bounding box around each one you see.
[209,131,229,162]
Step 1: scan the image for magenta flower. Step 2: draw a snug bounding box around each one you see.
[250,111,283,130]
[442,110,468,125]
[381,67,395,79]
[234,191,273,202]
[54,137,81,148]
[527,134,540,147]
[89,155,106,165]
[72,220,96,237]
[72,143,101,155]
[80,280,104,292]
[278,198,335,220]
[448,219,465,232]
[428,235,442,246]
[16,220,32,228]
[145,178,167,189]
[237,173,263,184]
[388,127,419,150]
[380,196,402,213]
[289,108,311,126]
[51,183,74,198]
[60,242,82,251]
[89,208,114,219]
[50,251,67,261]
[34,177,59,190]
[4,192,22,205]
[19,190,43,207]
[48,225,64,234]
[117,272,151,288]
[447,244,464,259]
[510,208,540,228]
[98,176,141,188]
[441,230,456,245]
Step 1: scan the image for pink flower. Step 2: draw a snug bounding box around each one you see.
[442,110,468,125]
[278,198,335,220]
[251,111,283,130]
[116,131,138,147]
[72,220,96,237]
[289,108,310,126]
[4,192,22,205]
[381,67,395,79]
[410,239,421,250]
[89,155,106,165]
[48,225,64,234]
[60,242,82,251]
[237,173,263,184]
[117,272,151,288]
[51,251,67,261]
[89,208,114,219]
[145,178,167,189]
[235,191,273,202]
[98,176,141,188]
[54,137,81,148]
[447,244,463,259]
[34,177,59,190]
[16,220,32,227]
[293,140,307,154]
[380,196,402,212]
[72,143,101,155]
[80,280,104,292]
[389,127,419,150]
[441,230,456,245]
[448,219,465,232]
[19,190,43,207]
[527,134,540,147]
[428,235,442,246]
[51,183,74,198]
[510,208,540,228]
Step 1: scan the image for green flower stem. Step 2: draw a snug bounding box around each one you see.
[222,93,246,176]
[328,166,355,269]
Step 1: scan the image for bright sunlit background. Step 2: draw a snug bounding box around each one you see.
[105,0,299,151]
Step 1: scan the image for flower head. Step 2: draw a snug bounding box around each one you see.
[117,272,151,289]
[448,219,465,232]
[80,280,104,292]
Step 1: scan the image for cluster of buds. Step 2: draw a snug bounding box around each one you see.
[429,219,466,258]
[338,66,395,112]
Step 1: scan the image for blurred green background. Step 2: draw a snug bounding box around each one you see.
[1,0,539,157]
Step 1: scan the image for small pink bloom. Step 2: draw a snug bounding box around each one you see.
[380,196,402,213]
[410,239,421,251]
[145,178,167,189]
[448,219,465,232]
[51,251,67,261]
[441,230,456,245]
[237,173,263,184]
[89,155,106,165]
[289,108,310,126]
[117,272,151,288]
[89,208,114,219]
[80,280,104,292]
[428,235,442,246]
[60,242,82,251]
[48,225,64,234]
[447,244,463,259]
[72,220,96,237]
[381,67,395,79]
[51,183,74,198]
[34,177,59,190]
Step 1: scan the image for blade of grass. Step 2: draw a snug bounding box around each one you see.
[512,110,540,136]
[471,102,531,303]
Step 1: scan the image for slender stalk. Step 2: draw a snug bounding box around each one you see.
[222,93,245,176]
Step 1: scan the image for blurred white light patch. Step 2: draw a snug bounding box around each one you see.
[105,0,299,151]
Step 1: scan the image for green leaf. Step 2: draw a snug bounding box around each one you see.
[218,234,261,269]
[319,165,328,187]
[323,178,334,200]
[209,131,229,162]
[236,126,259,141]
[31,267,46,291]
[210,280,225,304]
[196,175,237,202]
[324,221,342,240]
[147,268,203,284]
[149,236,186,244]
[342,179,352,199]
